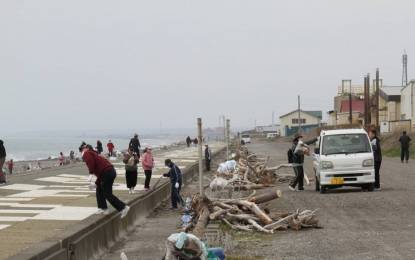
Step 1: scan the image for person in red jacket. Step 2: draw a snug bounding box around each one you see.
[79,143,129,218]
[107,140,115,157]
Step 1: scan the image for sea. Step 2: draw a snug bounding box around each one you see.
[1,130,195,161]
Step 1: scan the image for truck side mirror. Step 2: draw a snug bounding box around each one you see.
[314,148,320,154]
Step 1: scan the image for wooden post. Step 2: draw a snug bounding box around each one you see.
[226,119,230,160]
[197,118,203,196]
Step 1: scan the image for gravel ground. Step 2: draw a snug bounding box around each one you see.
[231,138,415,260]
[100,138,415,260]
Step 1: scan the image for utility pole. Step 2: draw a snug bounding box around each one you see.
[342,80,352,125]
[367,73,371,125]
[197,118,203,196]
[222,115,226,142]
[376,68,380,128]
[298,95,301,133]
[226,119,230,160]
[402,50,408,87]
[364,75,368,125]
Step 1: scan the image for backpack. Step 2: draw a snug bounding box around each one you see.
[127,156,136,167]
[287,148,294,163]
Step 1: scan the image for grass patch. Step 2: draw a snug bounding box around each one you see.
[383,146,415,159]
[383,147,401,157]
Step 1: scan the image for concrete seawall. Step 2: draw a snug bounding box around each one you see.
[8,147,225,260]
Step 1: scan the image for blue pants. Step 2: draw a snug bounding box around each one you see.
[171,182,183,208]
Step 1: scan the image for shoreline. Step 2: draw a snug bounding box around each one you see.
[2,140,188,176]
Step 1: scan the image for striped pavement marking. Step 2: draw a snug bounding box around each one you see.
[0,224,10,230]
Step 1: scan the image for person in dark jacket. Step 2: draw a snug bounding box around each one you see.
[0,140,6,176]
[205,144,212,171]
[289,134,317,191]
[79,143,130,218]
[186,136,191,147]
[123,148,139,194]
[399,131,411,163]
[163,159,183,209]
[96,140,103,155]
[129,134,141,158]
[369,129,382,190]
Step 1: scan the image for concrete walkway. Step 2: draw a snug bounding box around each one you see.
[0,142,224,260]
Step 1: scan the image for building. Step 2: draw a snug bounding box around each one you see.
[279,110,322,136]
[401,80,415,126]
[338,100,365,125]
[255,124,280,134]
[379,86,402,122]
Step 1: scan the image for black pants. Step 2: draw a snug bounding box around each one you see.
[205,159,211,171]
[290,166,304,190]
[171,182,183,208]
[401,148,410,162]
[125,169,138,189]
[374,161,381,189]
[144,170,152,188]
[96,168,126,211]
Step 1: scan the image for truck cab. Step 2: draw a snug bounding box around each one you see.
[241,134,251,144]
[313,128,375,193]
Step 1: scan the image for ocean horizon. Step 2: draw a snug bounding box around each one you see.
[0,129,196,161]
[0,128,226,161]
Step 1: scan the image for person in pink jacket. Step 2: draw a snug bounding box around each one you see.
[141,147,154,191]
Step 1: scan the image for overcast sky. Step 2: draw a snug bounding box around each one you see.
[1,0,414,134]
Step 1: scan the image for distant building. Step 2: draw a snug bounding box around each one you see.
[255,124,280,134]
[379,86,402,122]
[401,80,415,126]
[279,110,322,136]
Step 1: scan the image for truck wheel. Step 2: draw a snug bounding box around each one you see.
[315,175,320,192]
[319,185,326,194]
[367,183,375,192]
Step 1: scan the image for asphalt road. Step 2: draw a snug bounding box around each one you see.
[239,138,415,260]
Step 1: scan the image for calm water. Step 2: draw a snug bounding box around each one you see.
[1,134,186,161]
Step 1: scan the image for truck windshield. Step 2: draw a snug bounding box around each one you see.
[242,135,250,138]
[322,134,371,155]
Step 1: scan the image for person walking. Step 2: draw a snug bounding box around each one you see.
[399,131,411,163]
[163,159,183,209]
[193,138,198,146]
[59,152,65,166]
[69,151,75,161]
[204,144,212,171]
[142,147,154,191]
[96,140,104,155]
[369,128,382,190]
[107,140,115,157]
[123,148,139,194]
[288,134,316,191]
[186,136,191,147]
[129,134,141,158]
[8,159,13,175]
[0,140,6,183]
[79,143,130,218]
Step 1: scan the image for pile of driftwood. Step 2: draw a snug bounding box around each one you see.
[187,190,319,236]
[210,146,300,191]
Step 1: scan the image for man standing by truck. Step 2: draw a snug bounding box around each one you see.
[369,129,382,190]
[288,134,317,191]
[399,131,411,163]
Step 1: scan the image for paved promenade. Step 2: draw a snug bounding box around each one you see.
[0,142,224,259]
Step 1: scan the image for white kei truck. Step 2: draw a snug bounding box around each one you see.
[313,128,375,193]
